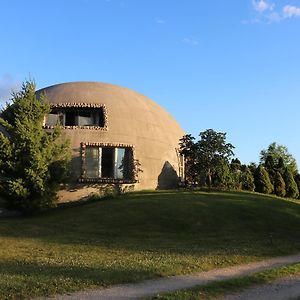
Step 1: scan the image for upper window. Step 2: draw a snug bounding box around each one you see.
[43,104,107,130]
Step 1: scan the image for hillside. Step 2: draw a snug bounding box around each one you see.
[1,190,300,299]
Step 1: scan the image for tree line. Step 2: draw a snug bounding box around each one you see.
[179,129,300,199]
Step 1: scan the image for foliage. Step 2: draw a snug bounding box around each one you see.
[213,159,233,188]
[0,81,70,213]
[228,159,242,190]
[240,167,255,191]
[294,174,300,199]
[283,167,299,199]
[197,129,235,188]
[179,134,199,185]
[260,142,298,175]
[273,171,286,197]
[254,165,273,194]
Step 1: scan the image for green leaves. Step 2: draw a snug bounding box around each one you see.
[0,80,70,213]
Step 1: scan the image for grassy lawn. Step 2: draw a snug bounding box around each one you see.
[1,190,300,299]
[150,262,300,299]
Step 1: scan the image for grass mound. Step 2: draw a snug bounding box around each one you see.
[1,190,300,299]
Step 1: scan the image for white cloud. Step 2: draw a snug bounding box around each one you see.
[283,5,300,18]
[252,0,274,12]
[155,18,166,24]
[0,74,21,105]
[246,1,300,24]
[181,37,199,46]
[267,11,282,22]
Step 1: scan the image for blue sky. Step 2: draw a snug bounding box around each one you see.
[1,0,300,166]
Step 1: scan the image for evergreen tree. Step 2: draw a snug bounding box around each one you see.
[283,167,299,199]
[294,174,300,199]
[213,159,233,189]
[254,165,273,194]
[264,155,276,185]
[273,171,286,197]
[240,167,255,191]
[230,159,242,190]
[0,81,70,213]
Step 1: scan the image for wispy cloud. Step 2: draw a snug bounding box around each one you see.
[252,0,274,12]
[0,74,21,105]
[283,5,300,18]
[181,37,199,46]
[245,1,300,24]
[155,18,166,24]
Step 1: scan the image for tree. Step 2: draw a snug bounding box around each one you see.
[283,167,299,199]
[294,174,300,199]
[230,159,244,190]
[273,171,286,197]
[197,129,235,188]
[240,166,255,191]
[213,159,233,189]
[0,81,70,213]
[260,142,298,175]
[179,134,199,185]
[254,165,273,194]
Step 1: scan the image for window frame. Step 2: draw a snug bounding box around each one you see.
[43,103,108,130]
[79,142,137,183]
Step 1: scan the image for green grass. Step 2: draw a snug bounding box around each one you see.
[150,262,300,299]
[1,190,300,299]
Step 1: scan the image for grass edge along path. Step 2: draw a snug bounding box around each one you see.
[150,262,300,300]
[40,253,300,300]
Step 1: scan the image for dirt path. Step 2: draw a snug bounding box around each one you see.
[40,253,300,300]
[220,275,300,300]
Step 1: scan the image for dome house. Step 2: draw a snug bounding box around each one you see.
[36,82,185,201]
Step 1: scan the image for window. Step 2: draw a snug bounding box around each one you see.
[83,145,134,181]
[44,106,106,128]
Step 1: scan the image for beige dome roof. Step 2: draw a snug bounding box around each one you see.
[37,82,184,191]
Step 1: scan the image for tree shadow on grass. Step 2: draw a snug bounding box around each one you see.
[0,259,154,299]
[0,191,300,257]
[0,259,151,285]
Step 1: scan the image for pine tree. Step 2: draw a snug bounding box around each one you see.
[283,167,299,199]
[0,81,70,213]
[254,165,273,194]
[294,174,300,199]
[274,171,286,197]
[240,167,255,191]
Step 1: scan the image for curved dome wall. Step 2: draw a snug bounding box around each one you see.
[37,82,184,200]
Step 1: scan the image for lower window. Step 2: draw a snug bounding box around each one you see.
[83,146,134,181]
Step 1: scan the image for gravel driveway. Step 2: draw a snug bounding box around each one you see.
[220,275,300,300]
[39,253,300,300]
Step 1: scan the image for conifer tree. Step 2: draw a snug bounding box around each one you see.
[283,167,299,199]
[240,166,255,191]
[0,81,70,213]
[294,174,300,199]
[274,171,286,197]
[254,165,273,194]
